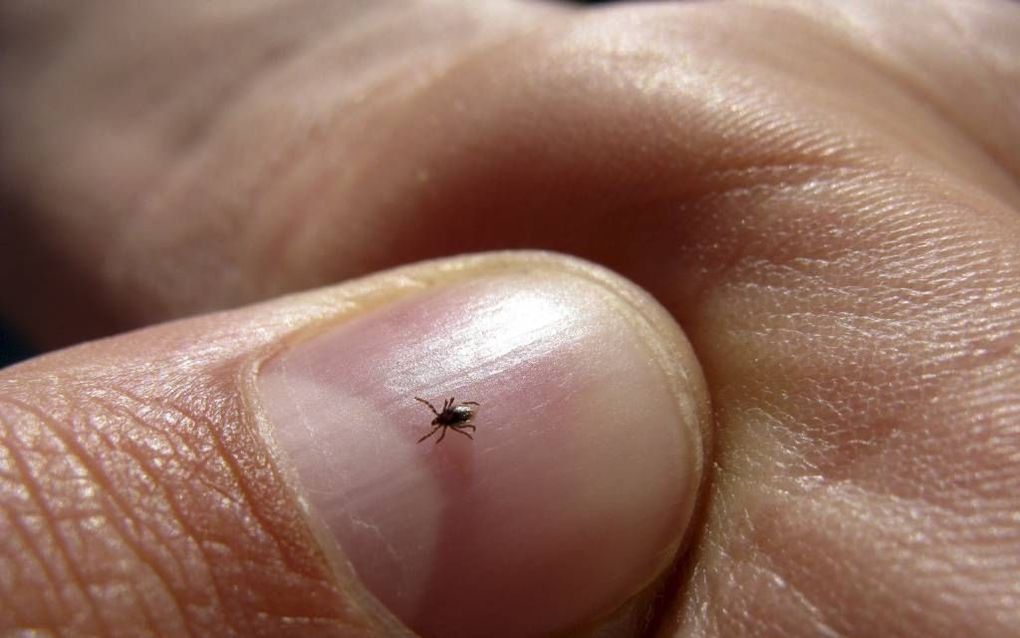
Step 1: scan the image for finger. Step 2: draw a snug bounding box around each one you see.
[0,0,566,347]
[0,252,709,637]
[766,0,1020,187]
[4,1,1019,346]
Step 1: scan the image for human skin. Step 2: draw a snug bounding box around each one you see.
[1,0,1019,636]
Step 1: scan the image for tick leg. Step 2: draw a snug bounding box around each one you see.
[417,426,441,443]
[462,401,479,406]
[415,397,439,416]
[452,428,474,440]
[436,427,448,444]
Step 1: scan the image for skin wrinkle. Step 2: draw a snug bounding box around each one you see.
[3,3,355,328]
[86,393,224,621]
[771,489,989,634]
[0,437,71,628]
[201,412,317,585]
[715,493,840,637]
[155,386,337,630]
[747,1,1020,205]
[156,2,354,152]
[122,5,560,324]
[142,387,285,571]
[926,1,1016,129]
[120,8,396,310]
[2,392,197,635]
[705,377,1015,632]
[246,17,561,298]
[742,558,842,638]
[701,199,1020,340]
[694,501,763,637]
[77,1,359,156]
[813,1,1019,185]
[0,397,114,635]
[732,311,1009,488]
[2,513,55,624]
[586,2,1020,209]
[0,358,350,635]
[131,579,161,637]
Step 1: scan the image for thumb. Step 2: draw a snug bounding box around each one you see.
[0,252,709,637]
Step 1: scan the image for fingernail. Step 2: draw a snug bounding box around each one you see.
[257,268,704,637]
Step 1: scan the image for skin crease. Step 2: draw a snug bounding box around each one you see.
[0,0,1019,636]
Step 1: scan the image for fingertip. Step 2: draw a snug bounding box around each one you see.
[257,252,708,637]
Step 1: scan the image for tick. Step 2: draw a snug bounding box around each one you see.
[414,396,480,444]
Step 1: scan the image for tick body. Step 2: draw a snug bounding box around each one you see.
[415,396,480,444]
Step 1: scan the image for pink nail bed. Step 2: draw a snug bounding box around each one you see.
[258,272,700,637]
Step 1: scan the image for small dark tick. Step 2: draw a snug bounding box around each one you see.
[414,396,480,444]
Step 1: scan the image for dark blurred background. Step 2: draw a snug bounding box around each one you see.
[0,0,615,369]
[0,322,32,368]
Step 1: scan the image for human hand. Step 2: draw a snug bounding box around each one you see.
[1,1,1018,636]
